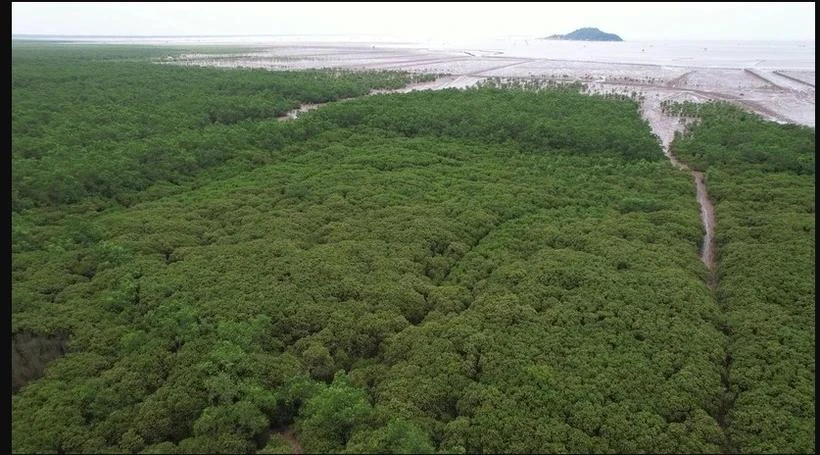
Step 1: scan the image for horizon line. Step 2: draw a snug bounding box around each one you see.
[11,33,816,42]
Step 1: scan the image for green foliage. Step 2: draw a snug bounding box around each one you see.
[296,372,373,453]
[671,102,815,453]
[257,434,295,454]
[667,101,814,175]
[312,86,662,161]
[14,43,810,454]
[12,43,418,211]
[346,418,435,454]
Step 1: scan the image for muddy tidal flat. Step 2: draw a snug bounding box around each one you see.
[158,38,814,127]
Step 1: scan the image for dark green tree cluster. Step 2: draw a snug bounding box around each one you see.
[311,86,661,161]
[12,42,425,211]
[13,43,810,454]
[664,101,814,175]
[670,102,815,453]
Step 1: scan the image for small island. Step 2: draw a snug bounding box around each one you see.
[542,27,623,41]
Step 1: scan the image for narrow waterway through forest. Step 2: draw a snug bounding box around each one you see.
[638,96,717,276]
[640,97,735,452]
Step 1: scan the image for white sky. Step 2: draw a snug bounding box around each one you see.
[11,2,816,41]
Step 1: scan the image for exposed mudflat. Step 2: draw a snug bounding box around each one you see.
[276,76,468,120]
[775,70,815,87]
[630,93,694,169]
[164,41,815,127]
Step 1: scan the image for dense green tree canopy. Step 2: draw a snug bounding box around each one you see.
[12,43,814,454]
[669,102,815,453]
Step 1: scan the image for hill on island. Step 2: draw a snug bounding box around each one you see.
[543,27,623,41]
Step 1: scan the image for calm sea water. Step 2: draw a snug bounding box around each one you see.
[14,34,816,70]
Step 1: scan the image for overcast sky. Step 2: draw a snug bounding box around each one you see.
[11,2,816,41]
